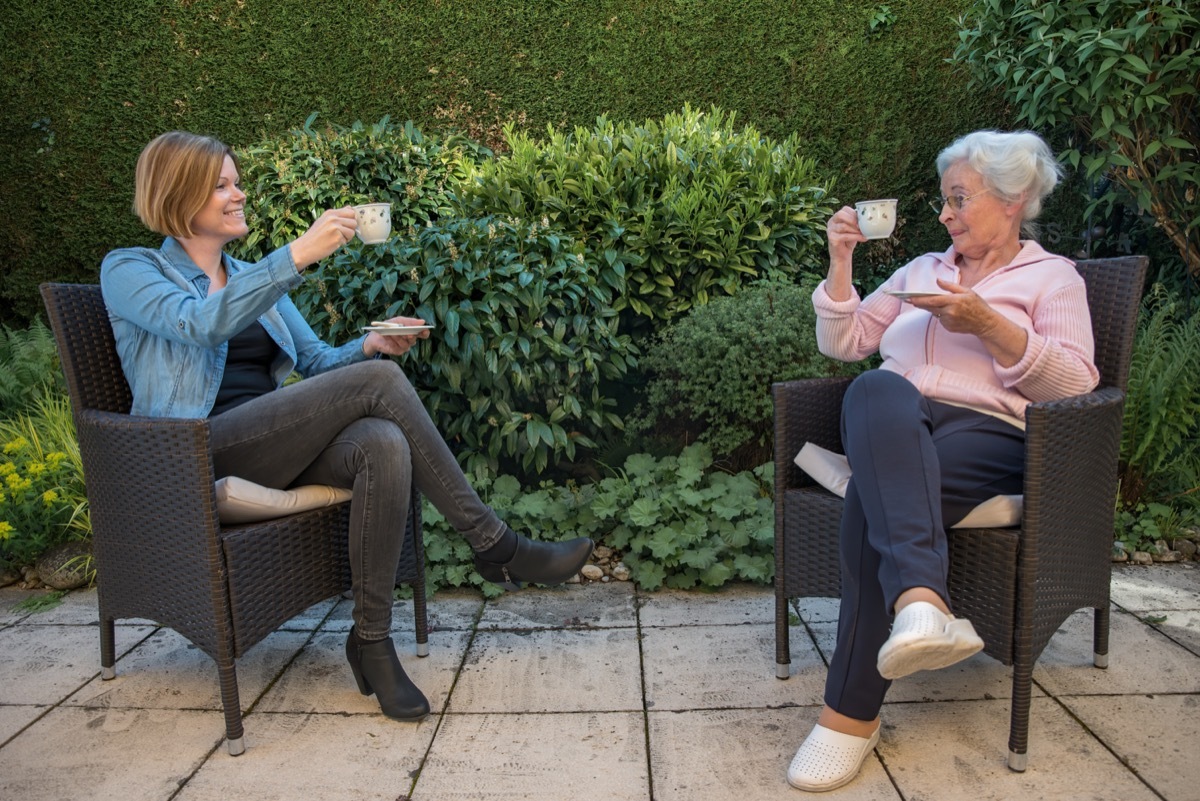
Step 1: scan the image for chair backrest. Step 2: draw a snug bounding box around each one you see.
[40,283,133,415]
[1073,255,1148,393]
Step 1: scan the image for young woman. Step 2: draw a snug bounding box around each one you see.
[101,131,593,722]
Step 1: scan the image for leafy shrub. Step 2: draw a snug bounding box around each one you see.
[418,443,774,595]
[629,280,866,467]
[455,105,835,328]
[0,319,64,416]
[0,395,88,568]
[954,0,1200,282]
[293,215,638,478]
[228,115,488,263]
[1118,284,1200,540]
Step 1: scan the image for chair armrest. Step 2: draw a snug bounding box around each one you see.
[773,376,852,495]
[1020,386,1125,564]
[75,409,225,588]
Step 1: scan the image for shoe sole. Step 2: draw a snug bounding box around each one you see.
[877,619,984,680]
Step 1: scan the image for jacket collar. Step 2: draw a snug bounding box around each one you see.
[160,237,241,284]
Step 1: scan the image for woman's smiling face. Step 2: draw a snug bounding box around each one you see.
[187,155,248,244]
[937,162,1023,259]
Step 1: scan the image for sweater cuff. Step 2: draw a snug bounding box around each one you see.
[812,280,861,315]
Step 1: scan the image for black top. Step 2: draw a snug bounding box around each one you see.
[211,321,279,416]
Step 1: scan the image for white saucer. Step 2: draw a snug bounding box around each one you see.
[362,324,433,335]
[884,290,947,300]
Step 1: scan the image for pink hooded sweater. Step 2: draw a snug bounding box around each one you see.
[812,240,1099,427]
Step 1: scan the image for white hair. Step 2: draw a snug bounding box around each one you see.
[936,130,1063,238]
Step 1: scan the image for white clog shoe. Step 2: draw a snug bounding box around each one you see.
[786,723,880,792]
[877,600,984,680]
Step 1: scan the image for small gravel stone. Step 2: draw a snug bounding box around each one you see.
[580,564,604,581]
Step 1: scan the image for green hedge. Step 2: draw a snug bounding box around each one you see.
[1,0,1008,325]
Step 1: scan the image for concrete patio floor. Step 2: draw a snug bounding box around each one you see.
[1,563,1198,800]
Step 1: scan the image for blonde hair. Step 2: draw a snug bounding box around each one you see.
[133,131,238,239]
[936,130,1062,238]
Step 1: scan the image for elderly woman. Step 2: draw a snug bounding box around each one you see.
[100,131,593,724]
[787,130,1098,792]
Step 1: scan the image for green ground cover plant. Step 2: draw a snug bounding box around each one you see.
[456,106,834,330]
[418,444,773,596]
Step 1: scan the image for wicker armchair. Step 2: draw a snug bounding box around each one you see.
[40,283,428,756]
[771,255,1148,771]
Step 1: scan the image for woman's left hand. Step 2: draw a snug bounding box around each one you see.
[910,279,1000,337]
[362,316,431,358]
[911,279,1028,367]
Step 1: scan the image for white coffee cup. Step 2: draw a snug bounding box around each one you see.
[354,203,392,244]
[855,199,898,240]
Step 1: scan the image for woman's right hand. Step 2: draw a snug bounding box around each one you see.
[827,206,867,262]
[823,206,866,301]
[288,207,358,271]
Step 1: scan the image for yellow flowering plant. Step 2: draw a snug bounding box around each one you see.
[0,395,88,568]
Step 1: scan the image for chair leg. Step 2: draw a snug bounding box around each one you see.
[413,580,429,658]
[1007,659,1033,771]
[99,616,117,680]
[775,583,791,679]
[216,660,247,756]
[1093,606,1110,669]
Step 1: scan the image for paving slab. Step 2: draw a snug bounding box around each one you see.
[879,697,1160,801]
[1035,608,1200,695]
[648,706,899,801]
[0,704,48,745]
[414,711,648,801]
[1111,563,1200,611]
[64,627,311,712]
[808,620,1032,704]
[176,711,438,801]
[1063,692,1200,801]
[452,628,642,713]
[317,595,443,634]
[1,567,1198,801]
[275,597,338,630]
[793,595,841,624]
[0,622,154,704]
[479,582,636,629]
[1145,608,1200,657]
[643,623,824,710]
[638,582,774,627]
[318,590,484,634]
[0,706,221,801]
[256,628,470,715]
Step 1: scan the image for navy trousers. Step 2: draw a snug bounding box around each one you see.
[823,370,1026,721]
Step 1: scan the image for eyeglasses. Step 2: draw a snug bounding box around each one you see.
[929,190,989,214]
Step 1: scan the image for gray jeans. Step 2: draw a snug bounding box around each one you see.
[208,359,507,640]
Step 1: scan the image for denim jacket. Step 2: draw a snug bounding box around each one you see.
[99,237,369,418]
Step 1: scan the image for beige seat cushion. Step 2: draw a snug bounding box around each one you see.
[794,442,1022,529]
[214,476,353,525]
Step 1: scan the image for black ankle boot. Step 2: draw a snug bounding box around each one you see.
[473,531,594,589]
[345,627,430,722]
